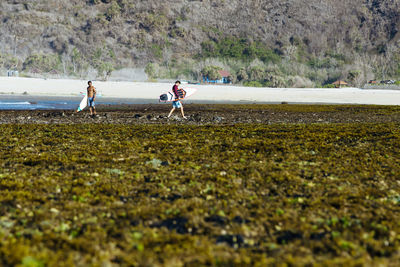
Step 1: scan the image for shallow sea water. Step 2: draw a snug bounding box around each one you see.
[0,94,286,110]
[0,95,159,110]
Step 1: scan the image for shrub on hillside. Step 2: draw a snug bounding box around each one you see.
[0,53,22,70]
[145,63,158,79]
[201,65,222,80]
[91,46,116,80]
[200,37,281,64]
[248,66,266,81]
[236,67,248,82]
[243,81,263,87]
[264,75,286,88]
[347,70,361,85]
[96,62,114,80]
[228,73,237,84]
[23,54,62,73]
[105,1,122,21]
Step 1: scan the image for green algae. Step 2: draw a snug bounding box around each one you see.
[194,103,400,114]
[0,122,400,266]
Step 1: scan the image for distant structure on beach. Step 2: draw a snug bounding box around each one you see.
[7,69,19,77]
[332,80,348,88]
[203,70,231,84]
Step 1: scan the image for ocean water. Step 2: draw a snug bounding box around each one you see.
[0,95,284,110]
[0,99,76,110]
[0,95,158,110]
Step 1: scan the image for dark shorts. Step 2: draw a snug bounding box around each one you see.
[88,97,95,107]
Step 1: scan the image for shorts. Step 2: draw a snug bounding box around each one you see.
[172,100,182,108]
[88,97,95,107]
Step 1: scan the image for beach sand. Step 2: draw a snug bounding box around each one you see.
[0,77,399,105]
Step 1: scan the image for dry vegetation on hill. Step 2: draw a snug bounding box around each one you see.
[0,0,399,85]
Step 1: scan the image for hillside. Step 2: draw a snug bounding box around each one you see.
[1,0,399,86]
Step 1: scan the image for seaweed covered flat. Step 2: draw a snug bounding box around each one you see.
[0,104,400,124]
[0,105,400,266]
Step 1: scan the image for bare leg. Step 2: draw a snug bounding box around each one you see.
[180,107,186,119]
[93,106,97,115]
[89,107,93,116]
[168,108,175,118]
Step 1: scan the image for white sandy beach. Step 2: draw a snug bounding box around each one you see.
[0,76,399,105]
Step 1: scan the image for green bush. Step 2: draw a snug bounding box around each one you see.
[243,81,263,87]
[145,63,157,79]
[322,84,336,88]
[200,41,217,58]
[141,13,168,33]
[0,53,21,70]
[325,51,348,63]
[105,1,121,21]
[70,48,89,76]
[236,67,248,81]
[150,44,163,60]
[96,62,114,80]
[23,54,62,73]
[228,73,237,84]
[347,70,361,82]
[307,57,331,69]
[200,37,281,64]
[263,75,286,88]
[201,65,222,80]
[248,66,265,81]
[91,46,116,80]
